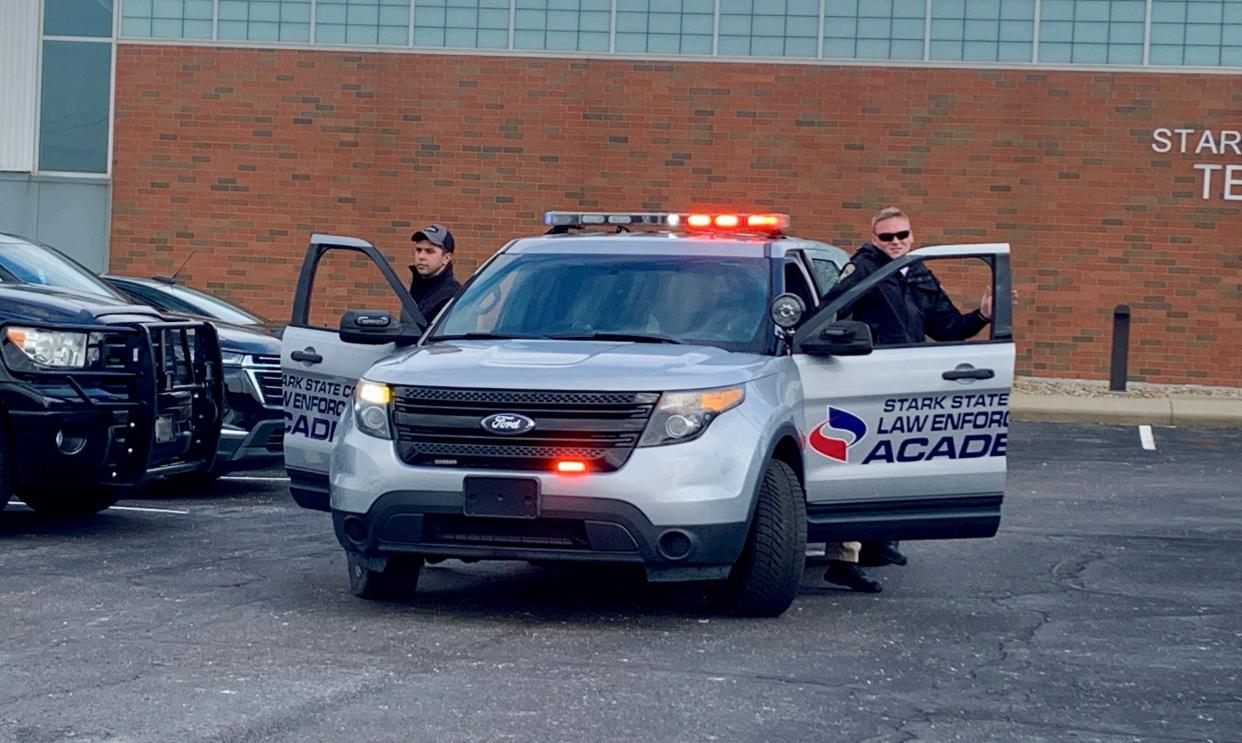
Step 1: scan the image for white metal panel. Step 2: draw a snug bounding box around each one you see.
[0,0,39,173]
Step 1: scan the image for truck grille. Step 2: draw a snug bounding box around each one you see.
[250,370,283,407]
[392,386,659,472]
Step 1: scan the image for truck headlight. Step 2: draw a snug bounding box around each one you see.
[221,351,247,367]
[639,385,745,447]
[3,327,92,369]
[353,379,393,440]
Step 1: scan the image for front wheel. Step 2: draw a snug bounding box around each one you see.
[347,552,424,600]
[18,487,122,518]
[711,459,807,617]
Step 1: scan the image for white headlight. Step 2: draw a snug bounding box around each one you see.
[4,327,90,368]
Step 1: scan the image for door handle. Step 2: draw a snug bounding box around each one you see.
[291,349,323,365]
[942,367,995,381]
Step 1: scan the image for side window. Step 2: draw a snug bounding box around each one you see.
[810,258,843,297]
[851,256,995,349]
[783,260,817,311]
[305,249,407,331]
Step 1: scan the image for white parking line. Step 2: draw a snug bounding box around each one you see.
[1139,425,1156,451]
[110,505,189,515]
[219,476,291,482]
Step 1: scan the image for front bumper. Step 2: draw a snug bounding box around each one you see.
[215,418,284,469]
[326,396,779,578]
[334,491,749,581]
[8,406,145,488]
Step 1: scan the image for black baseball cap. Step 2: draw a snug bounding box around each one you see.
[411,224,455,252]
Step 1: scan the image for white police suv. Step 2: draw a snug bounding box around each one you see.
[281,212,1014,616]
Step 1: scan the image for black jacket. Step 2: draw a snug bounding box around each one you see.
[407,265,461,324]
[826,242,989,346]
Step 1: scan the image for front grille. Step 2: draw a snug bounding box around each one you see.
[251,370,283,407]
[392,386,659,472]
[424,514,589,549]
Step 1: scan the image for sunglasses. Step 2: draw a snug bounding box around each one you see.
[875,230,911,242]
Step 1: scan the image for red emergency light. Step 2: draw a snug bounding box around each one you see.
[684,213,789,234]
[555,460,587,474]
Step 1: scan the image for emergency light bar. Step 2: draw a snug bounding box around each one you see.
[544,211,790,235]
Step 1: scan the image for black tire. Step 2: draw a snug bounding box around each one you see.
[711,459,807,617]
[19,487,122,518]
[165,467,225,490]
[0,420,13,513]
[347,552,424,600]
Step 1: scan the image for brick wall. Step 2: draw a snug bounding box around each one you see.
[111,46,1242,386]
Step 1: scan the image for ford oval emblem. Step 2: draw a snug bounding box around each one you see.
[480,413,536,436]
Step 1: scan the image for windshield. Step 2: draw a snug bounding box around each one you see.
[431,253,772,353]
[155,284,267,325]
[0,240,127,301]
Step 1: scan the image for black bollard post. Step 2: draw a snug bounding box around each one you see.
[1109,305,1131,392]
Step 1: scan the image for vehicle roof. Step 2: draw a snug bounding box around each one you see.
[504,231,849,260]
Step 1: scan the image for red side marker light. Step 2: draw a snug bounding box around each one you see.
[556,460,587,473]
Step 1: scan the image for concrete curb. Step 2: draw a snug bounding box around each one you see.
[1009,392,1242,428]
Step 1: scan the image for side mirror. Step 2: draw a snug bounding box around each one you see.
[799,320,873,356]
[338,310,421,345]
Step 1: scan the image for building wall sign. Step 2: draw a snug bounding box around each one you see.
[1151,128,1242,201]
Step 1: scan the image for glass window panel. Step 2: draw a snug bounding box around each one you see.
[1149,44,1183,63]
[1185,23,1222,44]
[1151,2,1186,23]
[1220,45,1242,65]
[46,0,114,37]
[416,0,508,48]
[826,1,924,60]
[1040,41,1072,60]
[997,40,1031,59]
[1039,1,1146,65]
[717,1,819,57]
[1187,2,1224,23]
[963,40,999,58]
[611,2,718,54]
[39,41,111,173]
[214,0,311,41]
[316,0,405,46]
[1183,44,1221,63]
[121,17,152,35]
[122,0,213,38]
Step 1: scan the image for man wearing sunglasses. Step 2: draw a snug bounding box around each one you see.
[819,206,993,593]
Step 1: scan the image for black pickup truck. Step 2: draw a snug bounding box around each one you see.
[0,234,224,517]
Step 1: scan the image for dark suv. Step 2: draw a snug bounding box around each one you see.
[0,233,223,516]
[103,275,284,478]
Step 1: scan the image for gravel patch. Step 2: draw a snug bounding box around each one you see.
[1015,376,1242,399]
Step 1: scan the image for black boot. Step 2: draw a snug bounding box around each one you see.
[859,541,908,567]
[824,561,882,593]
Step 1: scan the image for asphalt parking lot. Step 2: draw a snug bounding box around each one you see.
[2,421,1240,742]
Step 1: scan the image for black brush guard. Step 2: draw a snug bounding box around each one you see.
[6,319,224,483]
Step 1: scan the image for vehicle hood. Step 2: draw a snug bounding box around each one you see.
[0,284,166,325]
[367,339,778,391]
[211,321,280,355]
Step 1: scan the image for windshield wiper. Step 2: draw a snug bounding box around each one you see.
[427,332,549,342]
[548,332,683,344]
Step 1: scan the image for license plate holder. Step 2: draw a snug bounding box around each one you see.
[154,414,176,444]
[463,476,540,519]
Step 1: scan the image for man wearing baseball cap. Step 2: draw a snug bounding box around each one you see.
[407,223,461,323]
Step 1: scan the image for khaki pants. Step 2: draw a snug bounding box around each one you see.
[827,541,861,563]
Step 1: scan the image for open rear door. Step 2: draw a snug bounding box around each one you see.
[791,244,1015,543]
[282,234,423,511]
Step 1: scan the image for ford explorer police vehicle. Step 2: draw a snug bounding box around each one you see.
[282,213,1013,616]
[0,232,224,517]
